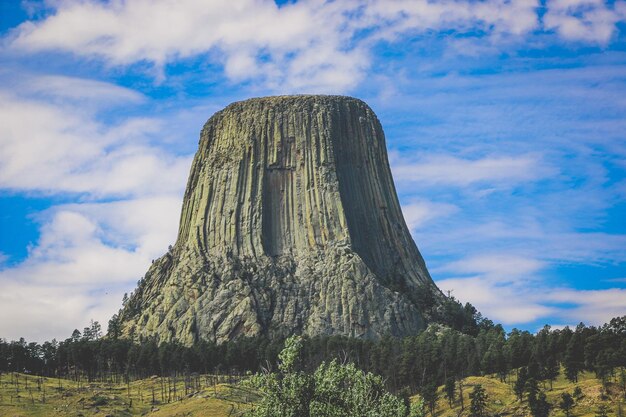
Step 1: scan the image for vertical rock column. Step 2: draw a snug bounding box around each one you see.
[119,95,441,345]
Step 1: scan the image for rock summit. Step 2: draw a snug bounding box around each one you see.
[118,95,442,345]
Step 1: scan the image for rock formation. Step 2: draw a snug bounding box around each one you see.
[118,95,442,345]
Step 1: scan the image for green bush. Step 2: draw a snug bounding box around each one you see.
[248,335,409,417]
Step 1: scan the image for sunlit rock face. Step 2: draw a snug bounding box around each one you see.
[118,95,441,345]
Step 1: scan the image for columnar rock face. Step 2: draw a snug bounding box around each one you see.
[118,95,441,345]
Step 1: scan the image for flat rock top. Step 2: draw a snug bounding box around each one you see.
[212,95,370,117]
[226,94,365,106]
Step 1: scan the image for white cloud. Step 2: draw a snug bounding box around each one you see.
[436,275,555,324]
[3,0,567,91]
[361,0,539,40]
[401,200,458,231]
[434,252,551,323]
[435,254,545,282]
[8,0,366,91]
[416,217,626,266]
[391,153,553,187]
[6,0,621,92]
[436,254,626,327]
[23,75,146,105]
[0,196,181,341]
[0,281,108,341]
[6,210,146,286]
[545,288,626,325]
[0,78,191,197]
[544,0,626,45]
[0,74,190,341]
[63,197,182,256]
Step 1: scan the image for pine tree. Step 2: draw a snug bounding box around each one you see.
[421,382,438,416]
[469,384,488,417]
[514,367,528,401]
[444,377,456,407]
[564,330,584,383]
[526,378,551,417]
[532,392,551,417]
[573,386,583,400]
[70,329,81,342]
[544,356,559,389]
[90,320,102,340]
[559,392,574,417]
[107,314,121,339]
[526,378,539,408]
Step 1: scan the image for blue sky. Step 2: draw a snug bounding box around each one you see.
[0,0,625,342]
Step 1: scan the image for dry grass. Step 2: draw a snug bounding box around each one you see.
[2,367,624,416]
[0,372,257,417]
[427,369,625,417]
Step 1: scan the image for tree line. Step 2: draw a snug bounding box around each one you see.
[1,309,625,400]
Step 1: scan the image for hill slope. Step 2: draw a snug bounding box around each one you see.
[428,370,625,417]
[0,372,256,417]
[3,369,623,417]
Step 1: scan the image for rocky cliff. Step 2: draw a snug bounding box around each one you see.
[118,95,442,345]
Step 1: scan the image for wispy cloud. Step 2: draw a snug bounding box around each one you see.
[6,0,624,91]
[7,0,368,90]
[391,153,554,187]
[436,275,555,324]
[435,254,546,282]
[0,197,181,341]
[0,75,191,197]
[23,75,146,105]
[545,288,626,324]
[436,254,626,327]
[544,0,626,44]
[0,73,189,341]
[401,200,458,231]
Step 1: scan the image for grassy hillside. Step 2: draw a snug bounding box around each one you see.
[0,372,257,417]
[429,369,625,417]
[2,369,623,416]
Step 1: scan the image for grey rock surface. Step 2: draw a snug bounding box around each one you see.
[118,95,442,345]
